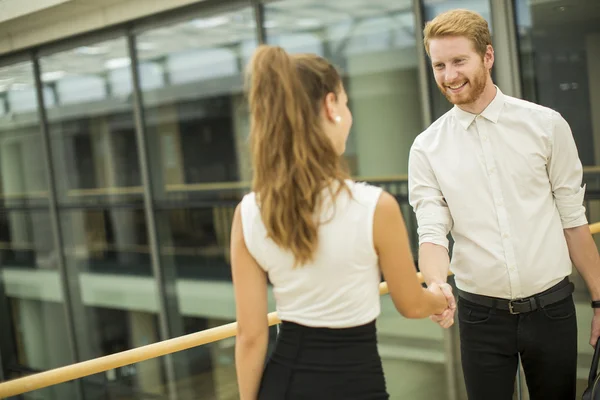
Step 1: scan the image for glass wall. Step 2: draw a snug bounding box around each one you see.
[266,0,424,178]
[38,36,164,399]
[0,60,77,399]
[134,4,262,398]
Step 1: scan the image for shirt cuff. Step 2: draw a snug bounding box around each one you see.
[555,185,588,229]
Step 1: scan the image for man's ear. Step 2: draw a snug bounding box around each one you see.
[485,44,495,70]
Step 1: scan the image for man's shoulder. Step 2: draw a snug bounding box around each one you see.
[503,94,559,119]
[413,108,455,149]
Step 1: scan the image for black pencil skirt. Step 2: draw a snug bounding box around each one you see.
[258,319,389,400]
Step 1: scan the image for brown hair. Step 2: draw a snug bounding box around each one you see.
[423,9,492,57]
[245,45,348,266]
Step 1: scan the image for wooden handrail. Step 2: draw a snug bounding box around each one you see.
[1,221,600,398]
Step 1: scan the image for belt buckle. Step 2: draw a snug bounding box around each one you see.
[508,300,522,315]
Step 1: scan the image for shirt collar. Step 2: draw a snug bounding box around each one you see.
[452,86,505,130]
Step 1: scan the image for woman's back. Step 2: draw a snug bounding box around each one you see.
[241,180,382,328]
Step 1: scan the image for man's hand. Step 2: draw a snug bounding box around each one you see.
[428,282,456,329]
[591,309,600,347]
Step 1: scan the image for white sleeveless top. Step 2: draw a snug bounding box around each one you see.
[240,180,383,328]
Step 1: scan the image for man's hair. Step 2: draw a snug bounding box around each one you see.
[423,9,492,57]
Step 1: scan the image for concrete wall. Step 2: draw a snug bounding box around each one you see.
[0,0,207,55]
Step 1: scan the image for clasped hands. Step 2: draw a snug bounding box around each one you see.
[427,282,457,329]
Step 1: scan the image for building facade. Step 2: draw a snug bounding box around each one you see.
[0,0,599,398]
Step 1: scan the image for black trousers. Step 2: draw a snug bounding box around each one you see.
[258,320,388,400]
[458,283,578,400]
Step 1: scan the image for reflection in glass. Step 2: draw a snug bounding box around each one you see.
[60,208,151,276]
[38,35,163,399]
[136,7,257,201]
[135,5,261,398]
[0,213,76,400]
[0,59,77,400]
[515,0,599,166]
[0,62,49,208]
[58,206,162,398]
[40,37,143,206]
[422,0,493,120]
[0,209,55,270]
[156,207,232,281]
[79,309,165,399]
[265,0,423,178]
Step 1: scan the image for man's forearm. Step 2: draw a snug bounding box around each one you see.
[565,225,600,299]
[419,243,451,286]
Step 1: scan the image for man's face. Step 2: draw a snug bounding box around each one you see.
[429,36,492,106]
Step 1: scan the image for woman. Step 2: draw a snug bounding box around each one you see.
[231,45,448,400]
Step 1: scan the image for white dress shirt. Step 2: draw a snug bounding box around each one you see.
[408,87,587,299]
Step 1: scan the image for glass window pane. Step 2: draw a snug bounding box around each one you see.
[515,0,599,167]
[40,37,143,206]
[265,0,424,178]
[0,210,75,388]
[0,58,75,397]
[38,36,163,400]
[422,0,493,120]
[135,5,261,398]
[137,7,257,200]
[0,62,49,207]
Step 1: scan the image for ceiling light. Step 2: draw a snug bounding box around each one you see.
[75,46,109,55]
[41,71,66,82]
[10,83,29,91]
[296,18,321,28]
[264,20,278,29]
[136,42,156,51]
[104,57,131,70]
[189,16,230,29]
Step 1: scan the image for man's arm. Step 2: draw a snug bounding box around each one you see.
[547,111,600,345]
[565,226,600,300]
[408,142,456,327]
[419,243,455,328]
[565,226,600,346]
[419,243,450,286]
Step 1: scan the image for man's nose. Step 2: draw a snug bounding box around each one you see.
[445,67,459,83]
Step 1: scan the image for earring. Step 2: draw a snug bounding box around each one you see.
[334,116,342,124]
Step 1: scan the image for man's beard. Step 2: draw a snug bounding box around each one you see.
[438,64,488,106]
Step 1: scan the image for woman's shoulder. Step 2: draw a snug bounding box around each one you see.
[345,180,383,200]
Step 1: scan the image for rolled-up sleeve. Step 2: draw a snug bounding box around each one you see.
[408,141,453,249]
[547,111,588,229]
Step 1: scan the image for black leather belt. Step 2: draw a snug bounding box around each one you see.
[457,278,574,315]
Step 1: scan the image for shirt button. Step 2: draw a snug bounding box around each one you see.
[482,135,488,141]
[503,233,510,239]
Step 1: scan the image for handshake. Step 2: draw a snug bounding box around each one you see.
[427,282,456,328]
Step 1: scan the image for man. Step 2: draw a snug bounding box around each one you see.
[408,8,600,400]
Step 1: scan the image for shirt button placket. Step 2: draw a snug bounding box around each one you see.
[476,118,522,298]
